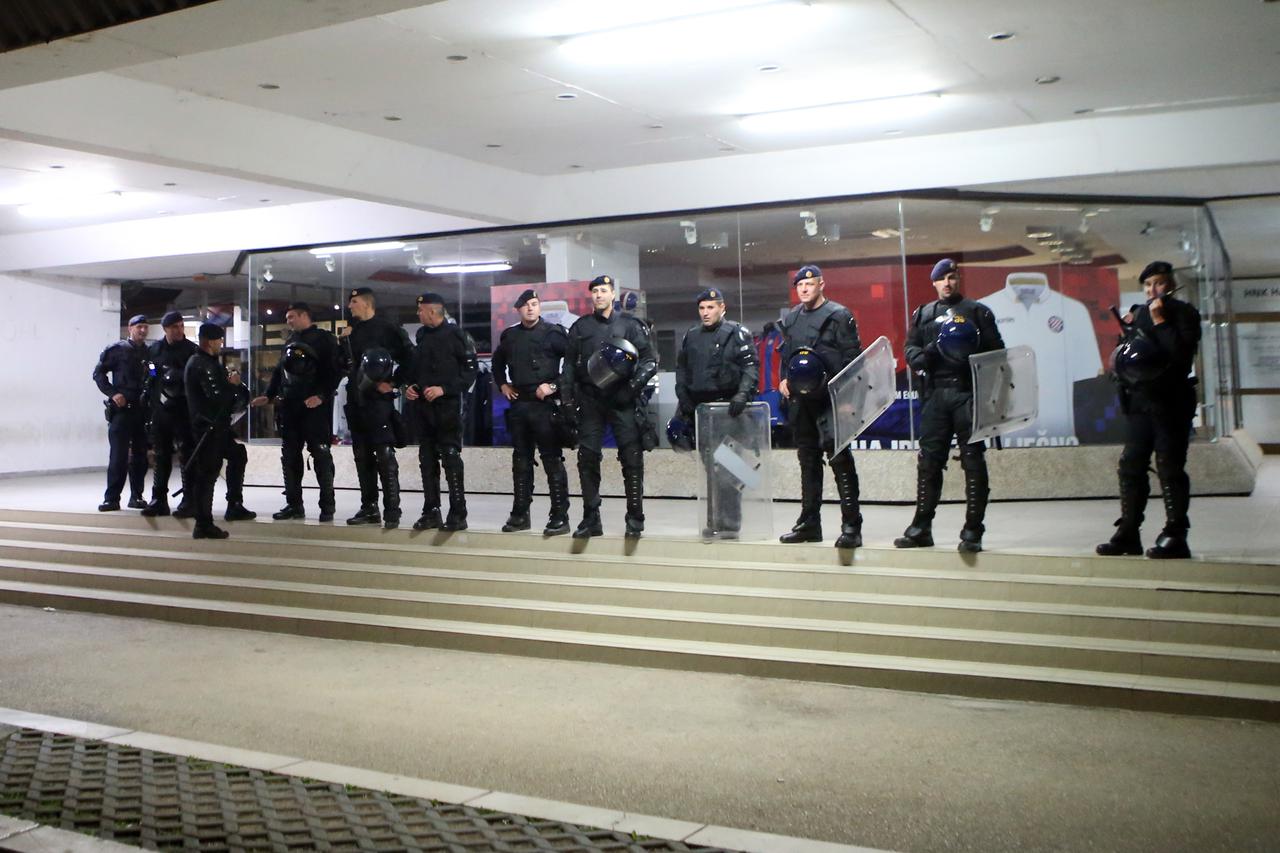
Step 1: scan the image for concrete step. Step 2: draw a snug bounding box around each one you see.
[3,528,1278,619]
[1,539,1278,649]
[0,577,1276,721]
[2,562,1278,686]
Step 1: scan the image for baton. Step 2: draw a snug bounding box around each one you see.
[172,427,213,497]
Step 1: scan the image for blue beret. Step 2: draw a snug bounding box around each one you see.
[198,322,224,341]
[931,258,958,281]
[1139,261,1173,283]
[696,288,725,303]
[416,292,446,306]
[792,265,822,285]
[160,311,184,327]
[589,274,614,290]
[127,314,147,327]
[514,289,538,308]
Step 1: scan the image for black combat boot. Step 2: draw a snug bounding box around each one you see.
[956,452,989,553]
[831,452,862,549]
[1146,457,1190,559]
[192,483,228,540]
[781,450,823,544]
[314,447,337,522]
[622,450,645,540]
[274,449,305,519]
[141,499,170,517]
[543,455,571,536]
[503,457,534,532]
[1096,466,1148,556]
[573,450,603,538]
[347,449,381,525]
[441,451,467,531]
[895,462,941,548]
[376,446,401,529]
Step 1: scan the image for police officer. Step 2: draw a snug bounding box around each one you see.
[139,311,200,517]
[93,313,151,511]
[219,375,257,523]
[1096,261,1202,559]
[778,265,864,548]
[405,293,478,532]
[561,274,658,539]
[492,289,570,535]
[340,287,414,528]
[252,302,342,522]
[675,287,759,538]
[184,323,241,540]
[896,258,1005,553]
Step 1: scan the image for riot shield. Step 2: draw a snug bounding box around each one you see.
[694,401,773,541]
[969,345,1039,443]
[828,335,896,454]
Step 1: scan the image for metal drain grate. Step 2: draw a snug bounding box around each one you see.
[0,729,725,852]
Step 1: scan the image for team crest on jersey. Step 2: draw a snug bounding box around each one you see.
[1047,315,1064,333]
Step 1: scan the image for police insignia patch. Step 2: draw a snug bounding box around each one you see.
[1048,316,1064,333]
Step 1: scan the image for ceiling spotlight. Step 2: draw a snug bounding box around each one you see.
[324,257,336,273]
[988,31,1015,41]
[1035,75,1061,85]
[333,304,340,311]
[758,64,781,73]
[800,210,818,238]
[537,233,550,255]
[412,251,425,268]
[445,54,468,62]
[265,308,273,316]
[680,220,698,245]
[262,265,274,283]
[979,216,994,233]
[1078,215,1090,234]
[556,92,579,101]
[1026,227,1055,239]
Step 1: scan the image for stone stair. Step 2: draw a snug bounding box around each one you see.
[0,509,1277,720]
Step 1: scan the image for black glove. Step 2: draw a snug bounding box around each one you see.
[728,394,748,417]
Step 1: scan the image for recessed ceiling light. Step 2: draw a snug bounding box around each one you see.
[258,83,280,90]
[1074,108,1094,115]
[49,164,64,169]
[884,129,903,135]
[163,181,177,187]
[647,123,664,129]
[719,145,735,151]
[1036,75,1060,85]
[988,31,1015,41]
[384,115,402,121]
[568,164,582,169]
[259,198,271,203]
[156,210,170,215]
[485,143,503,148]
[445,54,468,62]
[555,92,579,101]
[758,64,781,73]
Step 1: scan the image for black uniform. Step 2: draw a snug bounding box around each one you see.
[265,326,342,518]
[1109,296,1202,556]
[675,318,759,537]
[778,299,863,542]
[561,309,658,537]
[901,295,1004,547]
[408,321,478,530]
[343,315,414,524]
[184,349,238,537]
[143,337,200,513]
[93,338,150,507]
[492,319,569,533]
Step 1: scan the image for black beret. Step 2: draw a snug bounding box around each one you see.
[792,265,822,285]
[696,288,725,304]
[198,322,225,341]
[286,301,311,314]
[416,292,446,306]
[160,310,184,327]
[1139,261,1174,283]
[127,314,147,327]
[349,287,373,298]
[588,274,614,290]
[514,289,538,308]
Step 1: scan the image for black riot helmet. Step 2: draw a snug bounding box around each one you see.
[936,312,981,363]
[282,341,318,377]
[160,365,185,395]
[786,347,828,397]
[360,347,395,382]
[586,337,639,389]
[1110,333,1167,385]
[666,415,696,452]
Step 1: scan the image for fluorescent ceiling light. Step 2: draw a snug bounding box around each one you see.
[539,0,777,38]
[739,93,943,133]
[308,241,406,255]
[559,1,815,64]
[17,191,134,219]
[424,262,512,275]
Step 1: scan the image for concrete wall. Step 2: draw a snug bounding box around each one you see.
[0,274,118,475]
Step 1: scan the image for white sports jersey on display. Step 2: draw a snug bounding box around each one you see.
[978,273,1102,443]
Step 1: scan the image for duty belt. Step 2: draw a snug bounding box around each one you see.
[513,383,549,398]
[931,374,970,388]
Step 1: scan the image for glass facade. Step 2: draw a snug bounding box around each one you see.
[234,193,1234,449]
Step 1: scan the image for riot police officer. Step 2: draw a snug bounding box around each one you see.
[340,287,414,529]
[93,313,151,511]
[561,274,658,539]
[492,289,570,535]
[140,311,200,517]
[184,323,241,540]
[674,287,759,538]
[778,265,863,549]
[405,293,478,532]
[896,258,1005,553]
[1096,261,1202,559]
[252,302,342,522]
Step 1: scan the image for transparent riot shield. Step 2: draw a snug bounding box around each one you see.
[694,401,773,541]
[969,345,1039,442]
[828,335,896,454]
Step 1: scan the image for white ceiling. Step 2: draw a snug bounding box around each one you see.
[1,0,1279,282]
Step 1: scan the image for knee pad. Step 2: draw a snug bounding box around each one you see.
[1154,452,1186,483]
[440,446,463,473]
[539,452,565,472]
[619,445,644,472]
[577,447,602,466]
[958,444,986,473]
